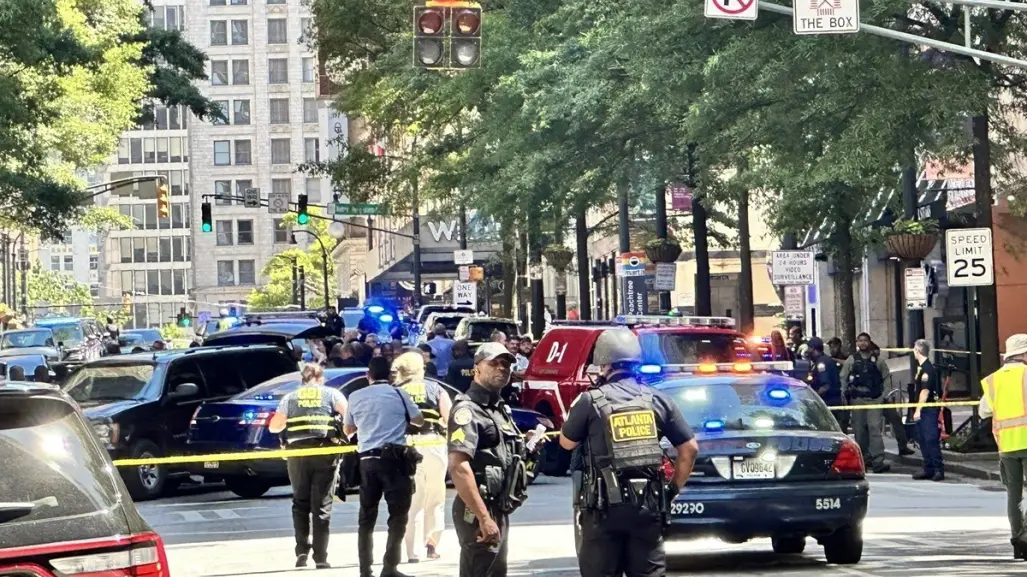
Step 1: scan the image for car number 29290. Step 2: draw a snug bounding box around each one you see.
[815,497,841,510]
[670,502,704,515]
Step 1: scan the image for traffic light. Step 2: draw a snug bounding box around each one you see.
[201,202,212,232]
[156,184,170,218]
[176,306,191,328]
[450,6,482,69]
[413,6,445,68]
[296,194,310,225]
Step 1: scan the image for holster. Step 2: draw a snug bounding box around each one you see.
[382,444,422,476]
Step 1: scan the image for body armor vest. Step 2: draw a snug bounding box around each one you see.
[588,383,666,474]
[400,379,445,436]
[282,385,339,445]
[454,393,528,514]
[851,354,884,399]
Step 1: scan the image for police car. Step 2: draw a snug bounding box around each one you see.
[573,361,868,565]
[657,362,868,563]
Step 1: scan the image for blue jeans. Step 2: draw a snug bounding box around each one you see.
[918,407,944,475]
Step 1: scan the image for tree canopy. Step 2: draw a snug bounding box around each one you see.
[247,209,338,311]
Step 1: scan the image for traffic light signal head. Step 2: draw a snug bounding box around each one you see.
[451,7,482,69]
[297,194,310,225]
[201,202,212,233]
[177,306,191,328]
[413,7,446,68]
[156,184,170,218]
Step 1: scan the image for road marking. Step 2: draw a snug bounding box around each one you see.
[836,566,886,577]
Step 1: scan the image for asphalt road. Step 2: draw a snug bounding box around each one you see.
[143,472,1021,577]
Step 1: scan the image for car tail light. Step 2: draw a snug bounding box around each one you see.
[3,533,170,576]
[831,439,865,476]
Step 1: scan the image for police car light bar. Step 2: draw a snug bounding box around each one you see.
[614,315,736,328]
[659,361,794,374]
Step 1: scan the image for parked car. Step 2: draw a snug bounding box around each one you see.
[416,311,475,344]
[34,316,108,367]
[202,319,332,350]
[0,353,54,381]
[186,368,368,498]
[0,328,62,368]
[123,328,167,352]
[0,382,170,575]
[453,316,520,351]
[62,345,299,501]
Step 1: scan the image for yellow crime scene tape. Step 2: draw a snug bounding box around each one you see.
[880,347,980,355]
[825,400,981,411]
[112,431,564,467]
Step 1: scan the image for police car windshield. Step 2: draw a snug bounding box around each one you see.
[663,380,837,432]
[640,333,751,365]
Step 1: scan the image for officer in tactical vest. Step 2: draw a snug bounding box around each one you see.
[447,342,535,577]
[806,337,843,418]
[840,332,891,473]
[268,363,349,569]
[559,329,699,577]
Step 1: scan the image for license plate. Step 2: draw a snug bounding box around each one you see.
[732,458,775,479]
[204,461,219,469]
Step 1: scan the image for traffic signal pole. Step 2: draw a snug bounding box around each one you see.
[412,179,423,310]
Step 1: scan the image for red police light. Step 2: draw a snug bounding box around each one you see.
[417,9,444,34]
[453,9,480,35]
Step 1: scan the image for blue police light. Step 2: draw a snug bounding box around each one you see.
[767,388,791,400]
[703,419,725,431]
[243,410,256,421]
[638,364,662,375]
[379,314,394,323]
[367,305,384,314]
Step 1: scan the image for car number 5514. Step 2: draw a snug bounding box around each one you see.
[815,498,841,510]
[670,502,704,515]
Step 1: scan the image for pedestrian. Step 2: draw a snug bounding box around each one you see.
[344,356,423,577]
[911,339,944,481]
[428,323,455,377]
[788,325,808,360]
[32,365,50,383]
[514,337,532,373]
[825,337,853,433]
[267,363,348,569]
[770,330,792,361]
[446,340,475,394]
[807,337,843,415]
[416,343,439,379]
[393,352,452,564]
[559,329,700,576]
[105,316,120,340]
[447,342,536,576]
[543,305,553,331]
[365,333,380,349]
[980,333,1027,560]
[381,342,398,365]
[567,306,580,321]
[9,365,25,381]
[840,332,891,473]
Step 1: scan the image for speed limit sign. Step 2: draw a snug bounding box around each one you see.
[945,228,994,287]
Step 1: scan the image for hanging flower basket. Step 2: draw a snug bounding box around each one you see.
[543,244,575,271]
[885,233,938,260]
[644,238,682,264]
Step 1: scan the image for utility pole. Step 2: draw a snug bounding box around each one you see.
[528,211,544,339]
[576,207,591,320]
[690,145,712,316]
[1,234,8,306]
[298,266,307,310]
[901,155,923,387]
[973,114,1001,378]
[412,180,423,310]
[654,183,671,313]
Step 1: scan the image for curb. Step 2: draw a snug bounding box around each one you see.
[884,450,1002,481]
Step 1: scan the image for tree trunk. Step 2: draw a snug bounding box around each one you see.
[834,212,858,353]
[737,186,754,333]
[517,226,528,333]
[500,216,515,318]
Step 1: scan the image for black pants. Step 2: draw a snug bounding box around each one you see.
[453,497,509,577]
[286,455,339,563]
[358,456,414,576]
[579,505,665,577]
[917,407,944,475]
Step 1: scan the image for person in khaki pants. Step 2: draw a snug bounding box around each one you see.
[841,333,891,474]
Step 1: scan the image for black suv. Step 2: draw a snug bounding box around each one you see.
[0,383,170,576]
[62,345,298,501]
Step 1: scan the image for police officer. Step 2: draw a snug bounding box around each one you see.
[268,363,348,569]
[840,332,891,473]
[788,325,809,360]
[559,329,699,577]
[911,339,944,481]
[807,337,843,419]
[447,342,534,576]
[980,334,1027,559]
[445,340,475,394]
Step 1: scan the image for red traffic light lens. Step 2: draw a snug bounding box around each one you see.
[417,10,444,34]
[454,10,480,35]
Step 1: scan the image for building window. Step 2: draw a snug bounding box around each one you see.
[231,20,248,44]
[267,0,286,3]
[216,220,233,246]
[273,218,289,243]
[211,60,228,85]
[146,237,159,261]
[211,0,226,4]
[155,107,168,129]
[238,260,256,285]
[63,256,73,271]
[268,58,288,84]
[119,239,132,263]
[213,100,229,124]
[156,138,169,162]
[172,203,184,228]
[144,205,157,231]
[300,18,313,43]
[130,139,142,163]
[173,269,186,294]
[172,237,185,262]
[302,98,318,123]
[234,139,252,165]
[235,180,253,202]
[118,139,130,164]
[169,137,182,163]
[232,59,249,84]
[159,238,172,262]
[233,100,250,125]
[214,140,231,165]
[169,106,181,130]
[90,284,99,298]
[306,177,321,202]
[304,138,319,163]
[50,255,60,271]
[271,139,290,165]
[267,19,287,44]
[160,270,172,295]
[215,181,232,205]
[133,238,145,262]
[210,20,227,45]
[147,271,159,295]
[230,0,247,4]
[143,138,156,163]
[272,179,291,195]
[217,261,235,286]
[269,98,289,124]
[237,220,254,245]
[301,57,315,83]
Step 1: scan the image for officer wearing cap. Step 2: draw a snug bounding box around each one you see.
[807,338,843,417]
[559,329,699,577]
[447,342,536,576]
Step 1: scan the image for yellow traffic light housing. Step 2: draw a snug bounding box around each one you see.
[156,184,170,218]
[413,1,482,70]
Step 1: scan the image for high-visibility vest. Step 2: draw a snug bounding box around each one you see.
[981,362,1027,454]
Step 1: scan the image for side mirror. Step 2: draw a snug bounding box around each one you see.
[170,382,199,398]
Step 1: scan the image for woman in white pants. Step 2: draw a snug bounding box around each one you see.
[392,351,452,563]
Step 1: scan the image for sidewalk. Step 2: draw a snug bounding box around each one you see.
[882,430,1001,481]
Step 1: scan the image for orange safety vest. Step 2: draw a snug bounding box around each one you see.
[981,362,1027,454]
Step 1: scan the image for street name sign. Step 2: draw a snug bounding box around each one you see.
[793,0,859,34]
[332,203,380,216]
[243,188,260,208]
[453,281,477,307]
[904,268,927,309]
[946,228,994,287]
[268,192,290,214]
[453,249,474,265]
[771,250,816,285]
[705,0,757,20]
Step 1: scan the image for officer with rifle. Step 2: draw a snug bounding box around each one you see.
[559,329,699,577]
[840,332,891,474]
[446,342,537,576]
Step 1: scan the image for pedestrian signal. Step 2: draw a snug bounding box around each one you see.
[412,2,482,70]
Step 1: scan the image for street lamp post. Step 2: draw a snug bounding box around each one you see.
[292,229,331,310]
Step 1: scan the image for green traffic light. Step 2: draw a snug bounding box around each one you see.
[202,223,212,232]
[297,213,310,225]
[180,318,191,327]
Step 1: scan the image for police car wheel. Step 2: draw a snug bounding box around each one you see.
[771,535,806,555]
[823,526,863,564]
[225,477,272,499]
[122,440,167,502]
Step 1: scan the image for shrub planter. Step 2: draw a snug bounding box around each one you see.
[544,245,575,272]
[885,233,938,261]
[645,239,682,264]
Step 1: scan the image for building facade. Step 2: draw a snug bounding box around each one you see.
[37,229,100,296]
